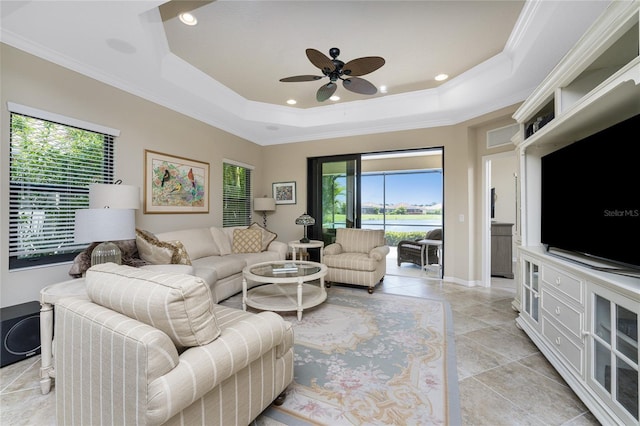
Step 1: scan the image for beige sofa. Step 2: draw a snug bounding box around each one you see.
[55,263,294,425]
[138,224,288,302]
[323,228,390,293]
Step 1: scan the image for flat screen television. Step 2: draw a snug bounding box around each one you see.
[541,113,640,275]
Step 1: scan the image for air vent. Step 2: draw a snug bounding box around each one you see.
[487,123,519,148]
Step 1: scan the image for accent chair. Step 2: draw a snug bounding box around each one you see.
[323,228,389,293]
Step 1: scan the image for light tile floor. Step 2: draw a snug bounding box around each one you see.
[1,252,600,425]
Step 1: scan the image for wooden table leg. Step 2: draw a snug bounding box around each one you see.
[39,302,54,395]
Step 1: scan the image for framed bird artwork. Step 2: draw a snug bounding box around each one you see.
[144,149,209,213]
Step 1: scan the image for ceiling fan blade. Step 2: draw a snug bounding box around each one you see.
[279,75,323,82]
[343,56,385,77]
[343,77,377,95]
[306,48,336,74]
[317,82,338,102]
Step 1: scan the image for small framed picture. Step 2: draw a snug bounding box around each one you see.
[272,181,296,205]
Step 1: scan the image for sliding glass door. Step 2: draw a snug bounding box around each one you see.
[307,154,361,246]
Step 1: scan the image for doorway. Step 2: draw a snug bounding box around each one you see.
[307,149,444,275]
[482,152,517,287]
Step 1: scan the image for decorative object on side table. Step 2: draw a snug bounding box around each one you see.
[295,213,315,243]
[272,181,296,205]
[254,196,276,227]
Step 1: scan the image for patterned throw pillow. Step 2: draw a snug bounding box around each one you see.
[248,222,277,251]
[136,229,192,265]
[232,228,262,253]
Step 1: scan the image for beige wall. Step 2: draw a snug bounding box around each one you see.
[1,43,518,306]
[0,44,265,306]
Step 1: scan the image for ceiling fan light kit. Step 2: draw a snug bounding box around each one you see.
[280,47,385,102]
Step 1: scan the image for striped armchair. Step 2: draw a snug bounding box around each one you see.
[323,228,390,293]
[55,263,294,425]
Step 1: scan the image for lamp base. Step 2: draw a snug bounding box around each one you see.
[91,241,122,266]
[300,237,310,243]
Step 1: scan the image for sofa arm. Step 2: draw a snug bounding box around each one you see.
[146,311,291,424]
[267,240,288,259]
[55,297,180,426]
[324,242,343,255]
[369,245,390,261]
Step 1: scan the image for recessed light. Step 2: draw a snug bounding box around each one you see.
[435,73,449,81]
[380,85,388,94]
[179,12,197,26]
[286,99,297,105]
[330,95,340,101]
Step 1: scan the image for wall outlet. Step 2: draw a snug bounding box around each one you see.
[458,214,465,222]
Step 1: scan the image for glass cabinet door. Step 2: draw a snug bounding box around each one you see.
[522,259,539,323]
[590,290,639,422]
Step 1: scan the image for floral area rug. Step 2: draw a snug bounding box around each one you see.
[222,287,460,425]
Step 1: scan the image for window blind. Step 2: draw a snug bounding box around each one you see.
[9,112,115,268]
[222,162,253,227]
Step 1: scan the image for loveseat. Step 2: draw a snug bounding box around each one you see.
[137,223,288,302]
[55,263,294,425]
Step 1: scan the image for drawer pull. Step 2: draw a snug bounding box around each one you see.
[555,306,561,315]
[555,277,561,285]
[555,337,561,346]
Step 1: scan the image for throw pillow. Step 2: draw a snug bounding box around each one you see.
[86,263,220,349]
[209,227,232,256]
[248,222,277,251]
[136,229,192,265]
[232,228,262,253]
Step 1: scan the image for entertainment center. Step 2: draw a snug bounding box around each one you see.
[512,2,639,425]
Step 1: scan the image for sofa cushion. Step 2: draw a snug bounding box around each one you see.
[232,229,262,253]
[248,222,277,251]
[155,228,217,260]
[209,227,232,256]
[191,256,246,281]
[323,252,379,272]
[136,229,192,265]
[85,263,220,349]
[336,228,385,253]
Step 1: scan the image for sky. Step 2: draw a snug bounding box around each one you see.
[361,171,443,206]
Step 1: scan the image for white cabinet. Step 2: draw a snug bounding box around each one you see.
[513,4,640,423]
[586,284,639,424]
[520,256,540,326]
[516,248,639,425]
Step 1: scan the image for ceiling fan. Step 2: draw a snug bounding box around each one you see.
[280,47,385,102]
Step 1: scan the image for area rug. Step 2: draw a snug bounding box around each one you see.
[222,287,460,425]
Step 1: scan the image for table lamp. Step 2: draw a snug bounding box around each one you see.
[295,213,315,243]
[74,208,136,266]
[254,197,276,227]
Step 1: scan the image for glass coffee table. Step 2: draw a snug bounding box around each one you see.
[242,260,328,320]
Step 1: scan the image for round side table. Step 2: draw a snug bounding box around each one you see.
[288,240,325,263]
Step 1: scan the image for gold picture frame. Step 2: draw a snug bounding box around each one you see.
[144,150,209,213]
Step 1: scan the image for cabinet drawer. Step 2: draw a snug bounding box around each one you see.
[542,266,583,304]
[542,316,584,376]
[541,290,583,339]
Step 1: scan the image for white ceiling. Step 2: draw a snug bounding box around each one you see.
[0,1,610,145]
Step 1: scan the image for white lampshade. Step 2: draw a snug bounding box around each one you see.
[89,183,140,209]
[74,209,136,243]
[254,197,276,212]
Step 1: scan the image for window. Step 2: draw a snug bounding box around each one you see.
[223,161,253,227]
[8,104,117,269]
